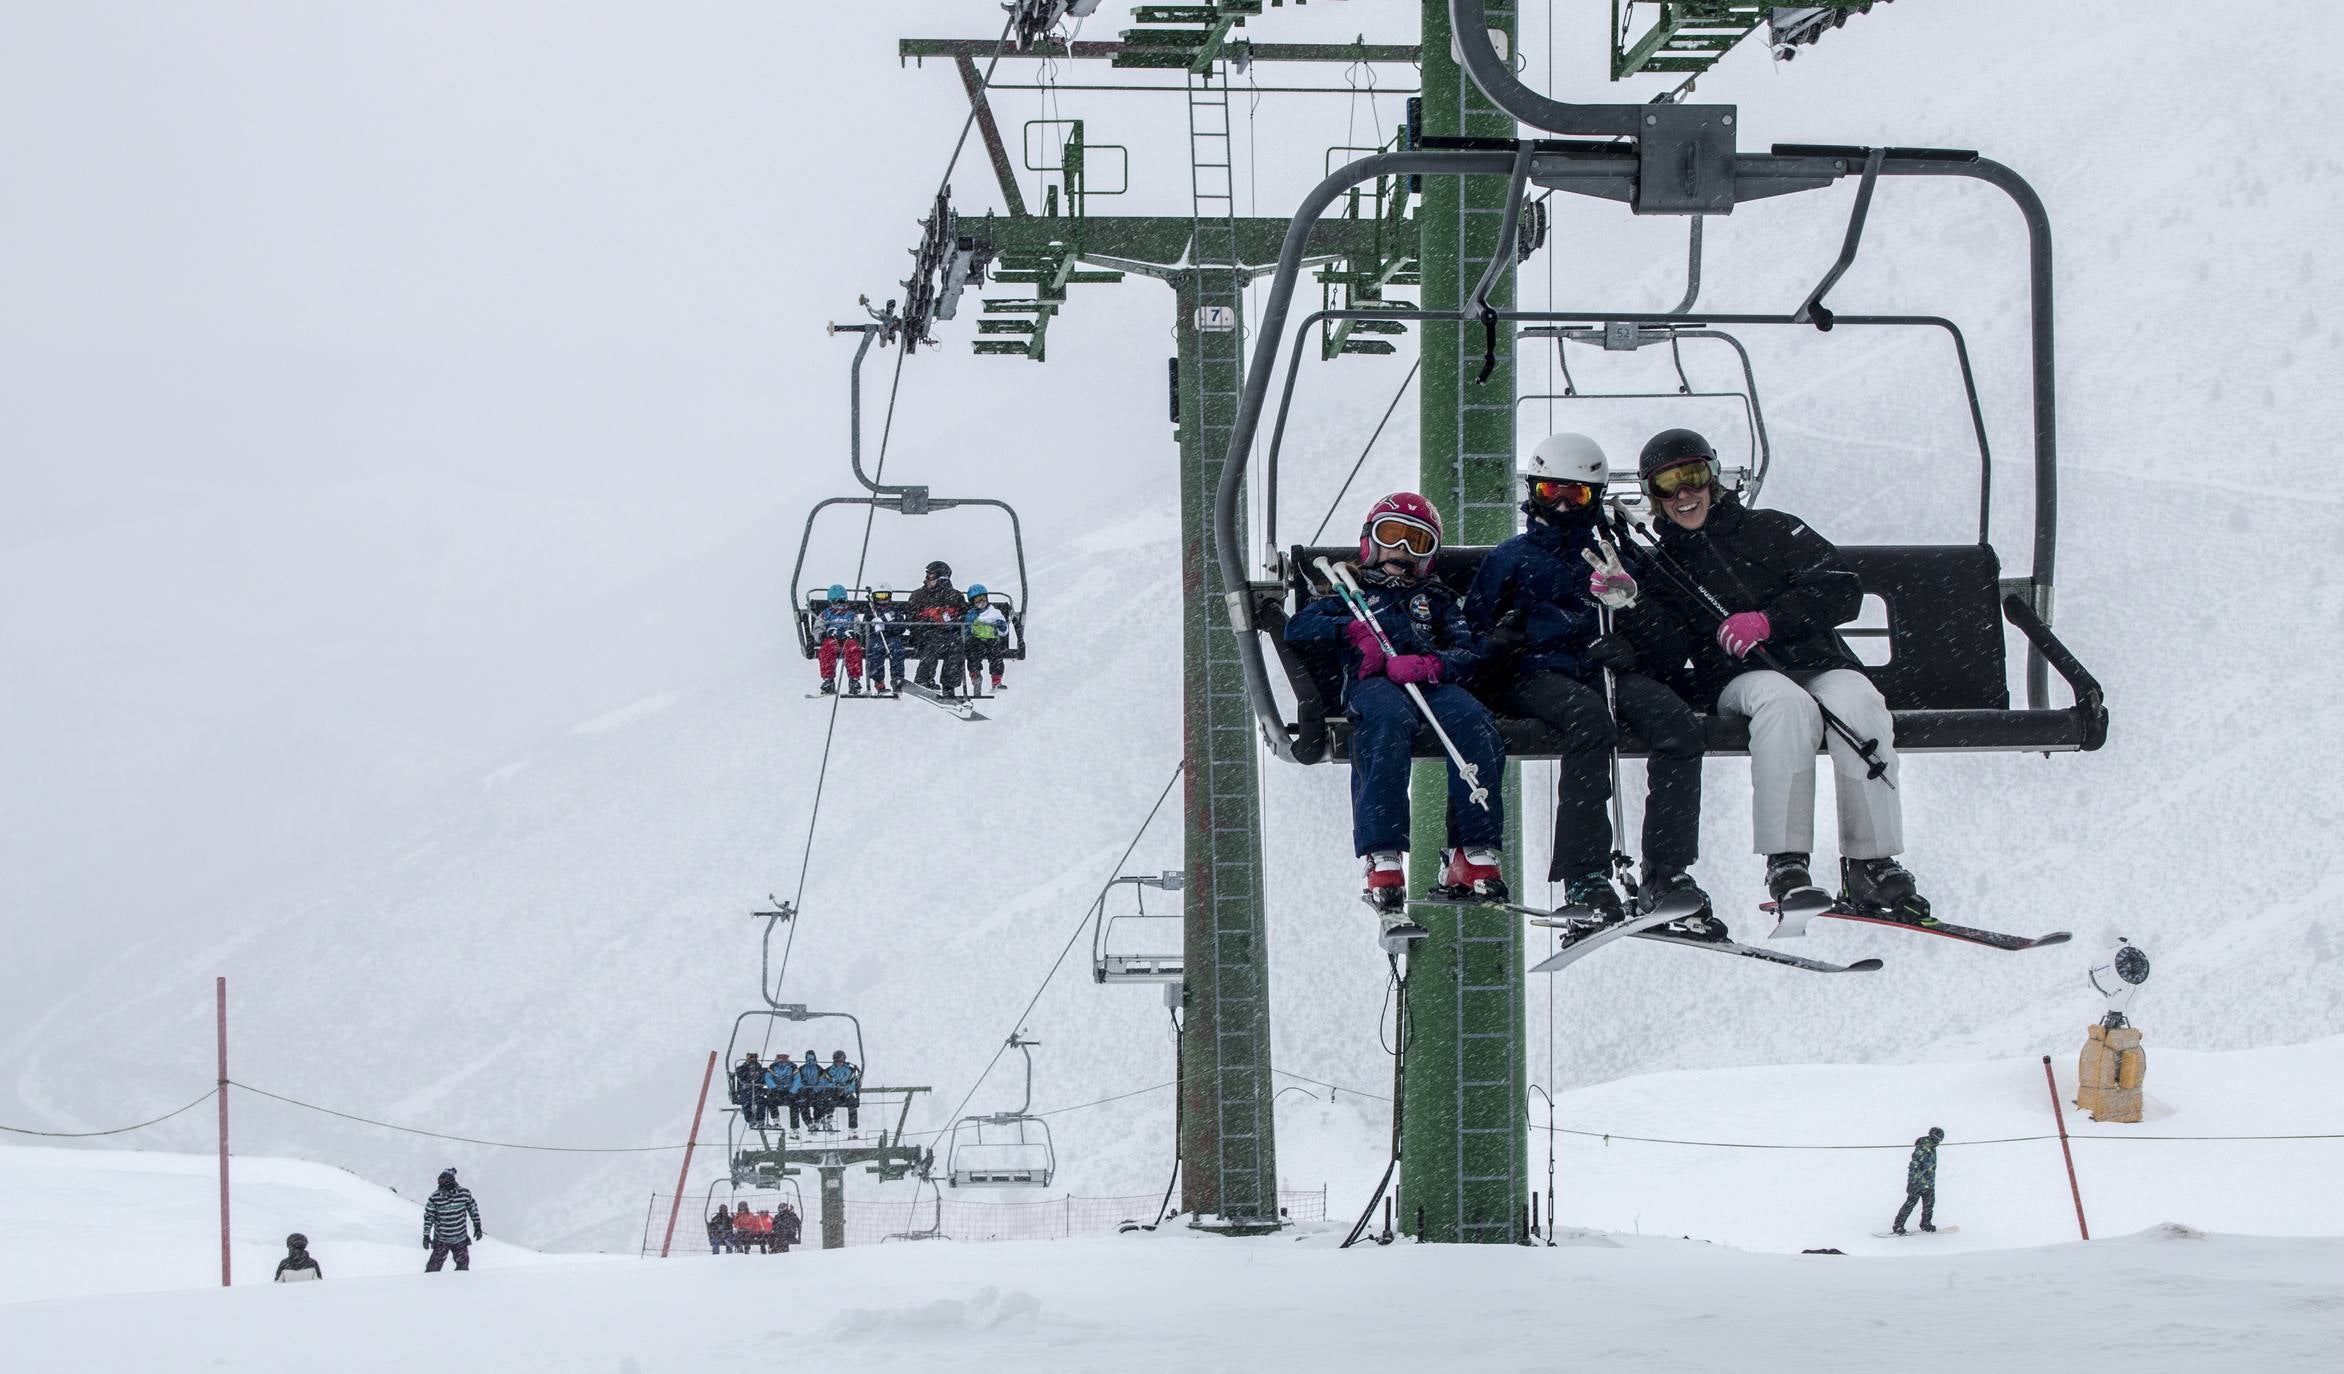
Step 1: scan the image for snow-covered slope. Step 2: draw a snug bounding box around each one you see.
[8,2,2344,1256]
[0,1144,593,1304]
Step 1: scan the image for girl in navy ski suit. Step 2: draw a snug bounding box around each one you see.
[1284,492,1506,910]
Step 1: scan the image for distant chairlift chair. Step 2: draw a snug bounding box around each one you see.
[1091,871,1186,985]
[945,1033,1056,1188]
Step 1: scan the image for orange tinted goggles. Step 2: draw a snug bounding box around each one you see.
[1530,478,1599,509]
[1368,517,1439,556]
[1647,461,1715,497]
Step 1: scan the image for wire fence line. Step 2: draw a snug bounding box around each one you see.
[10,1077,2337,1157]
[0,1088,218,1139]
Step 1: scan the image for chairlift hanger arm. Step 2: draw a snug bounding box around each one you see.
[898,39,1421,66]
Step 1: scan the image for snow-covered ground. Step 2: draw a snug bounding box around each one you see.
[7,1042,2342,1368]
[2,1215,2337,1372]
[0,1146,599,1304]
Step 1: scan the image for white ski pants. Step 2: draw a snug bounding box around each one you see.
[1715,668,1903,859]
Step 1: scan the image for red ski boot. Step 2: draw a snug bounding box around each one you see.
[1430,847,1508,904]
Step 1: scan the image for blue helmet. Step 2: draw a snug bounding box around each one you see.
[966,583,988,598]
[828,584,848,601]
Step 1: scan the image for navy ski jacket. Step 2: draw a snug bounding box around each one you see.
[1462,505,1629,681]
[1286,567,1486,709]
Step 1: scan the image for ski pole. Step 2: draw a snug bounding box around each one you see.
[1314,557,1492,812]
[1610,507,1894,789]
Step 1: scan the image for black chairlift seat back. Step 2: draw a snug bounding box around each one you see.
[1266,541,2106,763]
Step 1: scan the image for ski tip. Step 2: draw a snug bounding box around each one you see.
[2025,931,2073,949]
[1845,958,1886,972]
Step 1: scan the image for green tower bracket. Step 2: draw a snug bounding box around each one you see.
[1402,0,1528,1247]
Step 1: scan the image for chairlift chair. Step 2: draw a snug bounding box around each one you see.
[791,305,1031,666]
[1214,4,2108,767]
[1090,871,1187,985]
[944,1034,1057,1188]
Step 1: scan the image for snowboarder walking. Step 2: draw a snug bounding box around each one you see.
[1627,429,1929,921]
[1283,492,1507,924]
[273,1232,322,1282]
[422,1168,483,1272]
[907,561,970,697]
[965,585,1011,692]
[1893,1126,1945,1234]
[864,585,909,694]
[815,585,866,695]
[1464,433,1712,932]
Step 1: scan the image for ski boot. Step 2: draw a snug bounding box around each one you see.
[1361,852,1408,915]
[1840,857,1934,925]
[1766,851,1819,906]
[1640,867,1727,942]
[1560,870,1627,929]
[847,677,863,696]
[1918,1222,1937,1233]
[991,674,1007,691]
[1429,847,1508,905]
[818,678,837,695]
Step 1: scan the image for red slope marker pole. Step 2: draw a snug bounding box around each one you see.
[659,1051,719,1258]
[2041,1054,2089,1241]
[217,976,232,1286]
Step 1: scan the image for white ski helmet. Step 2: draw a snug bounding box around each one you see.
[1519,432,1608,487]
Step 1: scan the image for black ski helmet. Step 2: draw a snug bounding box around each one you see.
[286,1232,308,1250]
[1927,1126,1945,1141]
[1637,428,1719,486]
[925,560,952,580]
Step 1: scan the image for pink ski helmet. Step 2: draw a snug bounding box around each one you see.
[1359,492,1444,577]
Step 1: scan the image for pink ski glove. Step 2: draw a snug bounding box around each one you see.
[1385,654,1443,686]
[1345,619,1388,680]
[1716,610,1771,659]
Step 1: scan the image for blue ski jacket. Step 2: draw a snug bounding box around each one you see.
[822,1063,861,1093]
[762,1062,800,1095]
[1286,568,1486,709]
[816,604,862,640]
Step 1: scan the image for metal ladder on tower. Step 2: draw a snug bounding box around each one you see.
[1186,56,1274,1231]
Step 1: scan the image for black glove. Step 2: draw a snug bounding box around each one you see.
[473,1229,484,1242]
[1482,610,1529,663]
[1588,632,1638,674]
[422,1238,432,1250]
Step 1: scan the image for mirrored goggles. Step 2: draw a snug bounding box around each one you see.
[1530,478,1599,509]
[1646,461,1715,497]
[1368,517,1439,557]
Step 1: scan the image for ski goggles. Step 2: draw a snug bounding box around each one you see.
[1529,478,1599,509]
[1367,516,1439,557]
[1646,460,1716,497]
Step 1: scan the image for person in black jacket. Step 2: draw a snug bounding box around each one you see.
[731,1052,768,1129]
[1627,429,1926,919]
[273,1232,323,1282]
[1892,1127,1945,1234]
[422,1167,483,1272]
[1464,433,1710,931]
[906,561,970,697]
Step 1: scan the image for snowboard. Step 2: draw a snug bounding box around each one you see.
[1764,900,2069,952]
[1872,1225,1959,1237]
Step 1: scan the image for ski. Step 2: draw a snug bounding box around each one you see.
[1872,1225,1959,1237]
[897,681,987,721]
[1630,927,1884,973]
[1762,901,2070,952]
[803,690,896,701]
[1517,891,1711,975]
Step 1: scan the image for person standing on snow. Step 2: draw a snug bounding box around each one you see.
[907,561,970,698]
[1627,429,1929,921]
[964,585,1011,693]
[1463,433,1713,935]
[1893,1126,1945,1234]
[814,585,867,695]
[1283,492,1507,926]
[273,1232,323,1282]
[864,585,910,695]
[422,1168,483,1272]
